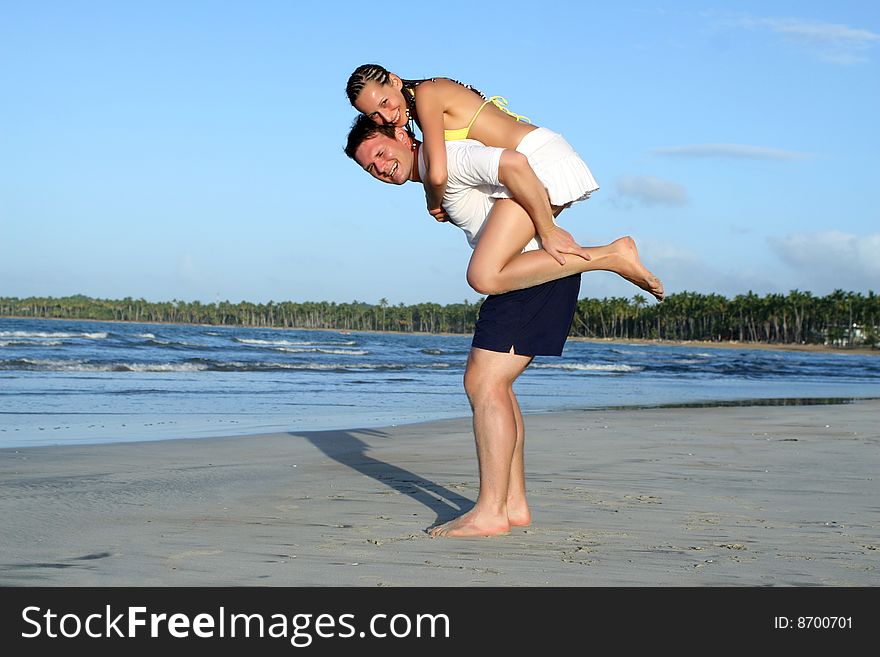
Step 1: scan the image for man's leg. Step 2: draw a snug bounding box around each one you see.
[506,386,531,527]
[429,346,533,538]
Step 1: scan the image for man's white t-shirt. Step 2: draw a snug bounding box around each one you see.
[418,139,540,253]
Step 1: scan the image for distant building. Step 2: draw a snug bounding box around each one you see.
[824,323,872,347]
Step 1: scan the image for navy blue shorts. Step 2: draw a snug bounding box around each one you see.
[472,274,581,356]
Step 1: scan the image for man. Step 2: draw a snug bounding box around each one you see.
[345,116,661,537]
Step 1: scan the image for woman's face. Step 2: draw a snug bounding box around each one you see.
[355,76,408,128]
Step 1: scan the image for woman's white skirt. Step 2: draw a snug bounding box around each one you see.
[515,127,599,208]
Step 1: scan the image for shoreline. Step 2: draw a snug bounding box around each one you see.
[567,335,880,356]
[1,400,878,586]
[4,394,878,452]
[2,314,876,356]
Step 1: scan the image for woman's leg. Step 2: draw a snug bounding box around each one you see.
[466,199,664,300]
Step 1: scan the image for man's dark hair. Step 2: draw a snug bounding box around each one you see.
[344,114,397,160]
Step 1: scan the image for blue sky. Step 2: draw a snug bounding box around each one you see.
[1,1,878,305]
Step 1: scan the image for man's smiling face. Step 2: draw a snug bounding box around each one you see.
[353,129,413,186]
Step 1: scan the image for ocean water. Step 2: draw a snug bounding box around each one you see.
[1,317,878,448]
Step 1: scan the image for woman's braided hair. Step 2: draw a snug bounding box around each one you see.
[346,63,484,124]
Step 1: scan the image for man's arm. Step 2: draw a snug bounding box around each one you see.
[496,150,591,264]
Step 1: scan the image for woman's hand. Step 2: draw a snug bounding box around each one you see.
[539,226,592,264]
[428,206,449,223]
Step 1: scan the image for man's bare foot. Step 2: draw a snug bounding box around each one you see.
[605,236,664,301]
[507,499,531,527]
[428,509,510,538]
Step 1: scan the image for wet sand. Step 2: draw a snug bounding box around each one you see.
[1,400,878,586]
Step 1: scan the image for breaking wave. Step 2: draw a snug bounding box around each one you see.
[530,363,642,373]
[235,338,358,347]
[0,331,108,339]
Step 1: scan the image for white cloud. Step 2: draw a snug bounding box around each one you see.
[648,245,777,296]
[733,16,879,64]
[760,18,879,47]
[615,175,688,207]
[577,239,783,299]
[768,231,880,292]
[652,144,811,160]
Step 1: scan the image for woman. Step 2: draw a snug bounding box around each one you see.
[346,64,664,302]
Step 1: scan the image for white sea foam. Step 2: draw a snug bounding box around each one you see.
[0,340,64,347]
[15,358,84,368]
[242,362,450,371]
[274,347,369,355]
[146,338,203,347]
[117,363,210,372]
[2,358,452,373]
[212,362,393,371]
[531,363,642,372]
[8,359,210,373]
[0,331,108,339]
[137,333,157,339]
[235,338,358,347]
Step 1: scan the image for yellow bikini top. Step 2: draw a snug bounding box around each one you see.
[444,96,531,141]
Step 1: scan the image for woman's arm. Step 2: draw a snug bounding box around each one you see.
[497,150,590,264]
[413,83,449,216]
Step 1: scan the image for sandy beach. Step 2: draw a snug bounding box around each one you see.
[1,400,878,586]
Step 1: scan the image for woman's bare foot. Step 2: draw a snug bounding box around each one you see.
[428,509,511,538]
[595,236,664,301]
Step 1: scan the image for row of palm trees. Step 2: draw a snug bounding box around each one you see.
[0,294,481,335]
[572,290,878,345]
[1,290,878,346]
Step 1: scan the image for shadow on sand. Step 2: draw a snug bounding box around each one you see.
[290,428,473,528]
